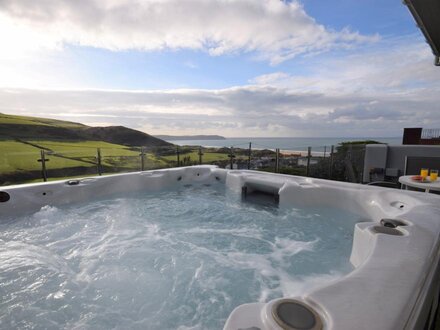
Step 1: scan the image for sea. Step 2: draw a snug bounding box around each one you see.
[166,137,401,152]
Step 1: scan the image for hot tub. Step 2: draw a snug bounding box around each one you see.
[0,166,439,330]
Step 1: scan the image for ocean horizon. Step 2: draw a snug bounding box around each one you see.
[166,137,402,152]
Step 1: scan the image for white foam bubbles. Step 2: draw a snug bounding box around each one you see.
[270,237,317,262]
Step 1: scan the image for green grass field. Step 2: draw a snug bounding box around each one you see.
[0,140,142,173]
[1,140,239,172]
[0,139,232,185]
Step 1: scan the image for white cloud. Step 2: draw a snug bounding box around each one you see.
[0,0,376,65]
[251,37,440,96]
[250,72,290,85]
[1,79,439,137]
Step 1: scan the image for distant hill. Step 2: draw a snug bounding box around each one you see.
[156,135,226,141]
[82,126,173,147]
[0,113,172,147]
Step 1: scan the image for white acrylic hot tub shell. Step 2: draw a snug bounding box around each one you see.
[1,166,439,330]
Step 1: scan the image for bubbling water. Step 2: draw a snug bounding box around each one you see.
[0,183,361,329]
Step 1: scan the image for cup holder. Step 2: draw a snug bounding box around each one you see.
[380,219,407,228]
[372,226,404,236]
[272,299,323,330]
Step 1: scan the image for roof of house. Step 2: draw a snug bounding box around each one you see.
[404,0,440,66]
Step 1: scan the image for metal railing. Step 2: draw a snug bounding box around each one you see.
[0,142,369,186]
[421,128,440,139]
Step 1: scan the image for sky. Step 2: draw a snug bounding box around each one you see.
[0,0,439,137]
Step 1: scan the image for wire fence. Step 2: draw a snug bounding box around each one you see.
[0,141,369,186]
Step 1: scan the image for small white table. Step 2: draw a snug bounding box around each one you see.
[399,175,440,193]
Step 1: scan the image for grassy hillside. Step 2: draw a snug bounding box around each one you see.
[0,113,172,147]
[0,113,86,128]
[82,126,172,147]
